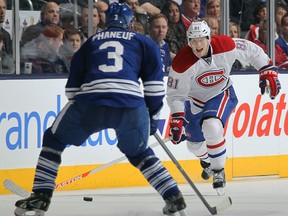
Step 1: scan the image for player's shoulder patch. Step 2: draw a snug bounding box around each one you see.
[172,45,199,73]
[211,35,235,54]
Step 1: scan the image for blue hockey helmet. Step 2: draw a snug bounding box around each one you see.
[106,2,134,29]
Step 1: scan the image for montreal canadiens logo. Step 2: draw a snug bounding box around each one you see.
[196,70,227,87]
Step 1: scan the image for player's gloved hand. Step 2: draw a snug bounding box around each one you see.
[259,66,281,100]
[169,112,189,144]
[149,103,163,135]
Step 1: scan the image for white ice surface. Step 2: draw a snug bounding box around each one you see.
[1,177,287,216]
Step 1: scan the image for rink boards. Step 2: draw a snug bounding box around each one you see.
[0,74,288,194]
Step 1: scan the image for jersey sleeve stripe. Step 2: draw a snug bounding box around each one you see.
[143,81,165,97]
[73,78,143,98]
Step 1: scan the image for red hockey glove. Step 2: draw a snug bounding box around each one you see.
[259,67,281,100]
[169,112,189,144]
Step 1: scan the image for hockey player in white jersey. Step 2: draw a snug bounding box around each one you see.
[14,3,186,216]
[167,20,281,195]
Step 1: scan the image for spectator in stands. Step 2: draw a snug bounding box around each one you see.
[140,3,161,15]
[203,15,219,36]
[120,0,160,15]
[135,11,150,34]
[229,22,241,38]
[95,0,109,30]
[60,28,83,68]
[254,19,288,68]
[126,0,164,16]
[59,11,74,31]
[133,20,146,34]
[64,29,82,53]
[58,2,81,31]
[21,1,60,47]
[122,0,146,13]
[276,13,288,57]
[230,0,259,36]
[245,2,266,42]
[161,0,186,57]
[148,13,171,76]
[21,24,69,74]
[205,0,220,21]
[275,3,287,34]
[120,0,149,34]
[0,32,14,74]
[139,0,166,11]
[0,0,12,55]
[229,22,251,69]
[181,0,201,30]
[79,4,101,41]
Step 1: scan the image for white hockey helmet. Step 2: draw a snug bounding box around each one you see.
[187,21,211,45]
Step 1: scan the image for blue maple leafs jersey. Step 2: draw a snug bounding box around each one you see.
[65,28,165,115]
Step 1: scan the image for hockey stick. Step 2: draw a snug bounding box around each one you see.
[154,133,232,215]
[3,179,30,198]
[4,137,171,198]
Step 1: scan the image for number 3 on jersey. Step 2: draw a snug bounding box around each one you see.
[99,41,123,72]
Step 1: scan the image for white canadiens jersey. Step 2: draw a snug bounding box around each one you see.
[166,35,272,114]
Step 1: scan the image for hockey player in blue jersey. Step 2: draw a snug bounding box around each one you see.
[14,3,186,216]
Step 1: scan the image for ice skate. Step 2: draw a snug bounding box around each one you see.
[200,160,213,180]
[14,193,51,216]
[163,192,187,216]
[213,168,226,196]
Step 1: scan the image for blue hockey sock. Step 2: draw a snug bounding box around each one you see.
[127,147,180,200]
[32,148,62,197]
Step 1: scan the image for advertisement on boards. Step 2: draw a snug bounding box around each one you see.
[0,75,288,170]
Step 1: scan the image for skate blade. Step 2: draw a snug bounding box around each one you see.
[167,210,187,216]
[215,187,226,196]
[178,210,188,216]
[14,207,45,216]
[216,196,232,213]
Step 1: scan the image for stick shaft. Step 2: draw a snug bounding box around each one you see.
[154,133,217,215]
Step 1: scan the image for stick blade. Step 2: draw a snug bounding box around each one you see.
[3,179,31,198]
[215,196,232,214]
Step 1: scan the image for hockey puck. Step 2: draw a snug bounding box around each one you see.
[83,196,93,202]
